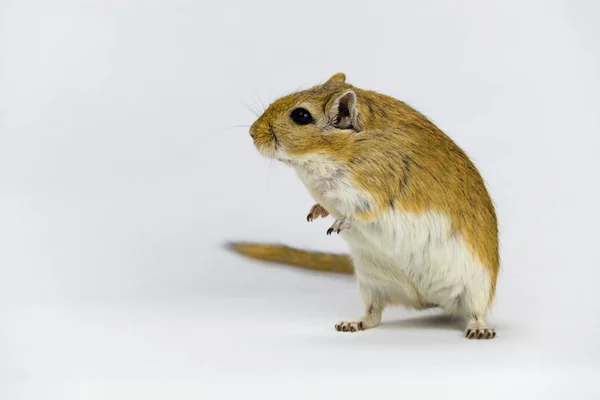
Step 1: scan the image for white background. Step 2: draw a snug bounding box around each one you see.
[1,0,599,398]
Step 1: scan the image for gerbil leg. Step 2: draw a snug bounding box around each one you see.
[459,285,496,339]
[335,281,385,333]
[335,304,383,332]
[327,216,353,235]
[465,315,496,339]
[306,204,329,222]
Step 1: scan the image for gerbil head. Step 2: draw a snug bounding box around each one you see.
[249,73,363,162]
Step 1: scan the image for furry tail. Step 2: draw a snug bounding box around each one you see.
[226,242,354,274]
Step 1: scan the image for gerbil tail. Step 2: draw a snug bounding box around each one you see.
[226,242,354,275]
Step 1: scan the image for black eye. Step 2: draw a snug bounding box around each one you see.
[290,108,313,125]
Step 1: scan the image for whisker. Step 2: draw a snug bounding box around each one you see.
[202,125,252,136]
[214,124,251,132]
[240,101,261,118]
[250,85,267,113]
[267,157,274,189]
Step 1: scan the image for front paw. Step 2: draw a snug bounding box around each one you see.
[326,217,353,235]
[306,204,329,222]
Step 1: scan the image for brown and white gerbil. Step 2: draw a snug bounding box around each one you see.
[231,73,499,339]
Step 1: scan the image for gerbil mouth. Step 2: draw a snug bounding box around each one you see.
[267,126,292,164]
[268,125,279,146]
[276,157,293,165]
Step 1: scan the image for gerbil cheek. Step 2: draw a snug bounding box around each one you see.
[285,135,318,157]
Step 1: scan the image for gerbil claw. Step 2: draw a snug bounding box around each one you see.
[307,204,329,222]
[327,217,353,235]
[465,327,496,340]
[335,320,368,333]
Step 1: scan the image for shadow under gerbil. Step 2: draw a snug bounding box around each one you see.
[378,313,464,332]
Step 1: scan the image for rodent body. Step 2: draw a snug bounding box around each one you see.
[234,73,499,339]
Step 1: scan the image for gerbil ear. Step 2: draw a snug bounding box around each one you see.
[325,72,346,85]
[327,90,361,131]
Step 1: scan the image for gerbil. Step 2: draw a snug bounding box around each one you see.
[231,73,499,339]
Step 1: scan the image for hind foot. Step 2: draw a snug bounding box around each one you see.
[465,315,496,339]
[335,305,382,333]
[335,320,367,332]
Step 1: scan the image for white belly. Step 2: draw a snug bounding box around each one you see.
[342,210,492,315]
[292,157,492,316]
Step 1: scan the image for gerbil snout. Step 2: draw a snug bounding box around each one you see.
[248,118,279,158]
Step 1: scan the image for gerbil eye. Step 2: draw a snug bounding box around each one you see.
[290,108,313,125]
